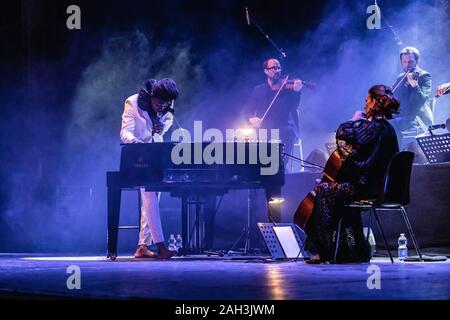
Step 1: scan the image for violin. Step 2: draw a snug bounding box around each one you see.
[392,67,421,92]
[270,78,316,91]
[293,150,343,229]
[259,76,317,125]
[408,67,420,80]
[399,68,421,90]
[410,71,420,81]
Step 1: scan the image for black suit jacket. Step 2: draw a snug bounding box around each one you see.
[392,67,433,131]
[245,82,301,137]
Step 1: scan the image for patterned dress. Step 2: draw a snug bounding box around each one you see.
[305,118,399,263]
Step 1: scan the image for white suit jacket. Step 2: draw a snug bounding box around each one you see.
[120,94,173,143]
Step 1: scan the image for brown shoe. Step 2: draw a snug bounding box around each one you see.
[157,248,176,259]
[134,245,157,258]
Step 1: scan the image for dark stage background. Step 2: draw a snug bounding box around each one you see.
[1,0,449,254]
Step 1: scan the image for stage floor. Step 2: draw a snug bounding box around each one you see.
[0,253,449,300]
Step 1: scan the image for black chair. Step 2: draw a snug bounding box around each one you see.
[333,151,423,264]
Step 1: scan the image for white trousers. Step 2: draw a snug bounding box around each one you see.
[138,188,164,245]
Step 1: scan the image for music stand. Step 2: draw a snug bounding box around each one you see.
[257,223,305,260]
[416,133,450,164]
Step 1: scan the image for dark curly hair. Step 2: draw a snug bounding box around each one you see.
[152,78,179,101]
[367,84,400,120]
[137,78,179,113]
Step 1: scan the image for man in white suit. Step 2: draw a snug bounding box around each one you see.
[120,78,179,259]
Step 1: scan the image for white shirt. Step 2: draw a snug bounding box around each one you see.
[120,94,173,143]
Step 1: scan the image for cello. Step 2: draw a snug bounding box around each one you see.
[293,149,343,230]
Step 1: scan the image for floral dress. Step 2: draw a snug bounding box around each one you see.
[305,118,399,263]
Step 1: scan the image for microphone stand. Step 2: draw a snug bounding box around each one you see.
[428,124,446,136]
[169,112,190,141]
[245,6,287,59]
[376,0,403,50]
[375,1,404,75]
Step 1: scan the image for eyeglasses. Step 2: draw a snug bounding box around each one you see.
[266,66,281,71]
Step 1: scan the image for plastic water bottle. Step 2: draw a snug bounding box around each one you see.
[168,234,176,251]
[175,234,183,252]
[398,233,408,261]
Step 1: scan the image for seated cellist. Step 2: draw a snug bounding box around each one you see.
[304,85,400,263]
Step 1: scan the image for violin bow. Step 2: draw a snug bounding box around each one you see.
[260,75,289,124]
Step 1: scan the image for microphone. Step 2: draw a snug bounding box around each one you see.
[150,112,163,138]
[245,7,251,26]
[165,107,175,114]
[428,123,446,130]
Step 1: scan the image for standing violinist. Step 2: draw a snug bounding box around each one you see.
[303,85,400,263]
[245,58,303,222]
[391,47,433,147]
[247,58,303,159]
